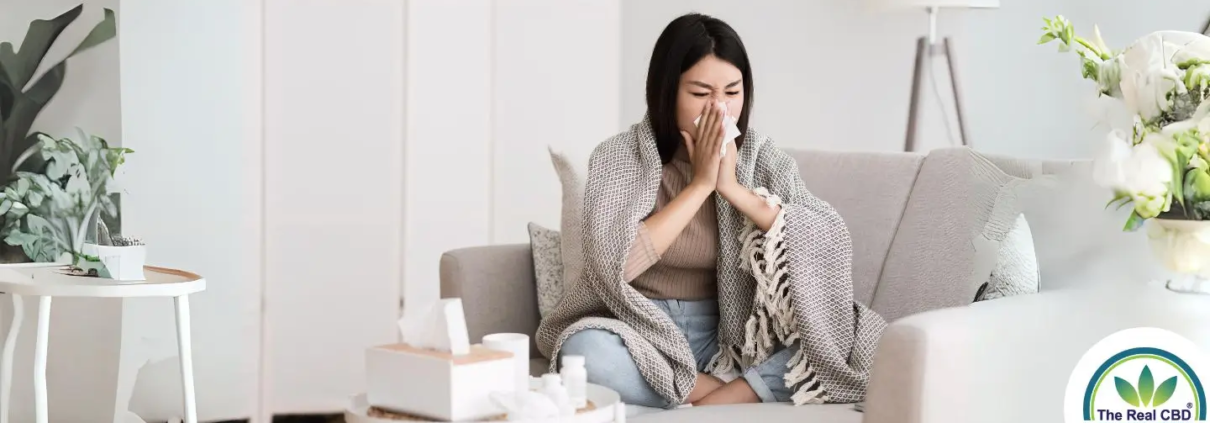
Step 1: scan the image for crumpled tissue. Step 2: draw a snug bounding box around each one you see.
[693,101,742,157]
[398,298,471,355]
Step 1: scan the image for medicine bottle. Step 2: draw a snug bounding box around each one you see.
[561,355,587,408]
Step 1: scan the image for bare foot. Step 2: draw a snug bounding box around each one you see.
[684,373,726,404]
[692,377,760,406]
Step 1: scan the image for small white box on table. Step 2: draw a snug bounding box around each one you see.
[365,298,515,421]
[365,342,513,421]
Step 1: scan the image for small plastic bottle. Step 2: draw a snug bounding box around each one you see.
[540,374,575,416]
[560,355,588,408]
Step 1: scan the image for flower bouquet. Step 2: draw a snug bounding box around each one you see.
[1039,16,1210,293]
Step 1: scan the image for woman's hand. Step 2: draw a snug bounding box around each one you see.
[680,100,727,191]
[716,141,780,232]
[717,138,739,194]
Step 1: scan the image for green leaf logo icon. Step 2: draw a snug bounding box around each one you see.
[1117,376,1141,407]
[1115,365,1180,408]
[1153,377,1178,407]
[1140,366,1155,406]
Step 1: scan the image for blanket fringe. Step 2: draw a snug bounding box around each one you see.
[735,187,833,406]
[705,343,746,379]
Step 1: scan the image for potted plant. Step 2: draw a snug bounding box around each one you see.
[0,130,132,275]
[79,235,145,280]
[1039,16,1210,294]
[0,4,117,263]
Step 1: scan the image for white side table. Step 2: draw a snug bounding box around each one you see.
[0,264,206,423]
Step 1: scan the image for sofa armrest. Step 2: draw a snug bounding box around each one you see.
[440,243,541,357]
[862,306,972,423]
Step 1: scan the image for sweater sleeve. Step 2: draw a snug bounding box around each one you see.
[622,222,660,282]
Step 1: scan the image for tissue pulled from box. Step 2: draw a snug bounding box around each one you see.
[398,298,471,355]
[692,101,742,157]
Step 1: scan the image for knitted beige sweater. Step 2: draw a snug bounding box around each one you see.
[623,150,719,300]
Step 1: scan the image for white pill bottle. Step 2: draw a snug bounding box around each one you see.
[560,355,588,408]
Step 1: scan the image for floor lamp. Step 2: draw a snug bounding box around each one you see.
[865,0,999,152]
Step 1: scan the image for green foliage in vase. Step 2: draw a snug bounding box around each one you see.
[0,131,131,263]
[0,5,117,183]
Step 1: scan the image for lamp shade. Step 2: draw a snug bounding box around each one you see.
[864,0,999,12]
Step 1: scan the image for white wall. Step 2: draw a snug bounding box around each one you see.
[621,0,965,153]
[0,2,123,422]
[959,0,1210,159]
[403,0,622,329]
[118,0,262,421]
[263,0,404,414]
[621,1,1210,159]
[261,0,623,414]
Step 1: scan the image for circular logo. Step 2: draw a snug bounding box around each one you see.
[1065,327,1209,422]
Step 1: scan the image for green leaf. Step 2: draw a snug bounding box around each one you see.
[1153,376,1178,407]
[1116,376,1141,407]
[67,9,116,59]
[1038,33,1056,45]
[1124,211,1146,232]
[27,191,42,208]
[1174,155,1188,210]
[0,200,12,215]
[0,5,83,89]
[1139,365,1155,406]
[1106,194,1131,210]
[4,230,34,247]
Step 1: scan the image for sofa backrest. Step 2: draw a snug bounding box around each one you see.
[792,147,1089,324]
[787,149,925,307]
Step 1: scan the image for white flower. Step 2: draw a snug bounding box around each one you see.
[1168,32,1210,65]
[1116,32,1207,120]
[1093,130,1173,218]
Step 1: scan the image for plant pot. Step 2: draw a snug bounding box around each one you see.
[80,243,146,281]
[1145,218,1210,294]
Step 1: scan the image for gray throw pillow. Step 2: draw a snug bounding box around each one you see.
[527,222,564,318]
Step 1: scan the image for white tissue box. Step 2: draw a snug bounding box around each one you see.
[366,343,514,421]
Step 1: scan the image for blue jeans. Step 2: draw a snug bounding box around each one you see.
[556,299,798,409]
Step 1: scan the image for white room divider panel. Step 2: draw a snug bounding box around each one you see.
[403,0,493,319]
[118,0,264,421]
[263,0,405,415]
[491,0,623,244]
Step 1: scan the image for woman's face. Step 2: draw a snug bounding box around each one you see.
[676,54,745,137]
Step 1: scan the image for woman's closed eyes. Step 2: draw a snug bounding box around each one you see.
[690,91,741,97]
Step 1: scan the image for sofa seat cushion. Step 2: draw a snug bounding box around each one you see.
[630,403,862,423]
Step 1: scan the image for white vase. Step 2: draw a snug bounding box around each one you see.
[1145,218,1210,294]
[80,243,147,281]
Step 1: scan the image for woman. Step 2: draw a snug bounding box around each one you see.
[535,13,887,409]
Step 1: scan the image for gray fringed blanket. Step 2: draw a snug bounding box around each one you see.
[536,118,887,406]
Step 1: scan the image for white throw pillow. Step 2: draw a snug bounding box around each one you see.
[970,170,1044,303]
[527,222,563,318]
[976,214,1041,301]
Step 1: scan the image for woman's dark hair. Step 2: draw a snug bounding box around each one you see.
[646,13,754,164]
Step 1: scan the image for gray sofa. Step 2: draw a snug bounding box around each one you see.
[439,147,1087,422]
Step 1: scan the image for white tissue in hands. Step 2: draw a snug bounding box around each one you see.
[398,298,471,355]
[693,102,742,157]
